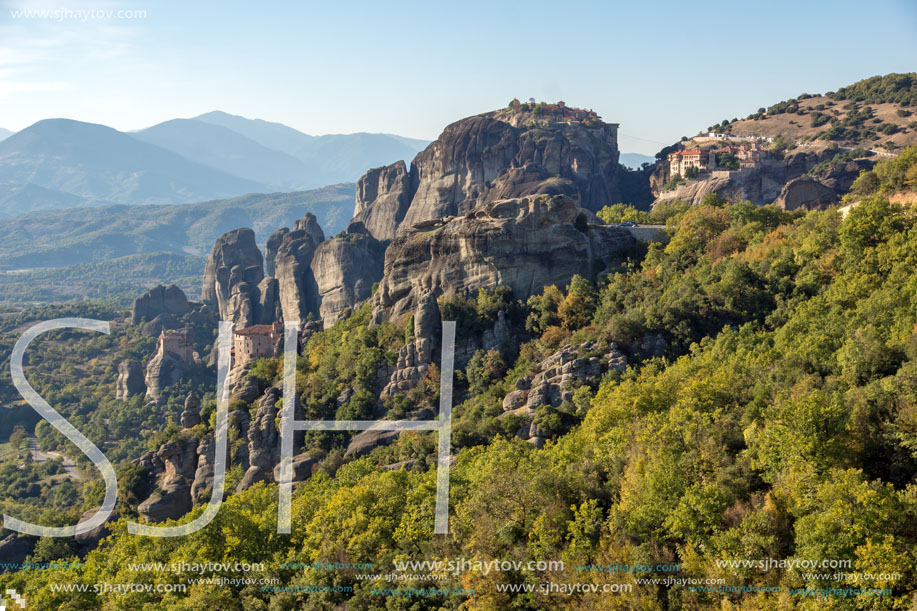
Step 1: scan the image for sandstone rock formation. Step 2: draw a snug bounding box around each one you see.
[180,392,201,429]
[272,454,316,483]
[136,438,198,523]
[344,408,434,459]
[139,313,182,337]
[144,351,183,399]
[229,409,252,472]
[0,534,34,573]
[255,277,282,324]
[201,228,265,327]
[116,359,146,400]
[350,161,412,240]
[311,226,386,328]
[651,148,878,209]
[190,436,215,505]
[653,160,789,207]
[229,373,261,403]
[131,284,191,325]
[74,507,119,550]
[452,310,512,369]
[237,387,280,492]
[381,293,441,400]
[273,214,325,325]
[264,227,290,277]
[352,109,633,241]
[775,177,837,210]
[372,195,635,322]
[500,342,627,447]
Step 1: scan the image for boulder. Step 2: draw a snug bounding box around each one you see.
[137,479,192,523]
[499,342,627,442]
[344,428,400,459]
[0,534,34,572]
[75,507,119,549]
[272,453,317,483]
[344,408,434,458]
[775,177,838,211]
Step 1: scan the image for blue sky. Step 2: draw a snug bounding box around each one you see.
[0,0,915,154]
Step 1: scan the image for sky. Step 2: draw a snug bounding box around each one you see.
[0,0,915,154]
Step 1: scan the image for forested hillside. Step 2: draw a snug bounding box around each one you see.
[2,150,916,609]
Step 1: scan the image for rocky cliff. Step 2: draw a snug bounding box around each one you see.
[273,214,325,324]
[116,359,146,400]
[372,194,636,322]
[191,106,654,332]
[651,146,877,209]
[131,284,192,325]
[351,107,648,241]
[350,161,412,241]
[500,340,627,448]
[201,228,266,327]
[311,226,386,328]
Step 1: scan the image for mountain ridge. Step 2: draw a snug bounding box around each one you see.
[0,118,269,210]
[0,114,427,217]
[0,184,355,270]
[193,110,427,185]
[133,118,314,190]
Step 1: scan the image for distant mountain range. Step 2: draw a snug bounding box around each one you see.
[192,111,429,185]
[0,129,11,142]
[0,113,427,217]
[619,152,656,169]
[0,184,356,269]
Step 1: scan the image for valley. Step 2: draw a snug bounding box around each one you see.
[0,73,916,609]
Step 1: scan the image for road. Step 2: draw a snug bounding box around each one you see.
[27,437,85,481]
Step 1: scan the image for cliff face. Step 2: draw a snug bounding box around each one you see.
[351,109,636,241]
[201,228,265,326]
[372,194,636,322]
[350,161,411,241]
[194,106,650,332]
[310,227,386,328]
[651,148,877,209]
[273,214,325,324]
[131,285,191,325]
